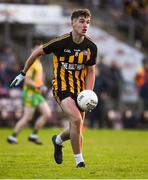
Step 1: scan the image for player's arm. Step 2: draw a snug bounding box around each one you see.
[23,45,44,74]
[85,65,96,90]
[10,37,60,87]
[10,45,45,87]
[85,43,97,90]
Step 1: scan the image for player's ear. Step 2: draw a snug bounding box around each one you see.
[71,18,76,26]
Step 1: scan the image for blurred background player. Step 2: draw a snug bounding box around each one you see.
[7,41,52,145]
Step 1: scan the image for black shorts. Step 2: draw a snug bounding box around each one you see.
[53,90,83,112]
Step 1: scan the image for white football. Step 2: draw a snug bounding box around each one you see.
[77,90,98,112]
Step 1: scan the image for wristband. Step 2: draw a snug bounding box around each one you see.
[20,70,26,76]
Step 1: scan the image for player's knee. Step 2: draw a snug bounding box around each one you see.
[27,116,33,122]
[73,115,83,127]
[44,110,52,120]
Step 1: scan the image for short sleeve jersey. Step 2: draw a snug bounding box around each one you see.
[43,32,97,95]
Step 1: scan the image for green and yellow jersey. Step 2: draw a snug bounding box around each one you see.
[43,32,97,95]
[23,58,45,107]
[23,58,43,93]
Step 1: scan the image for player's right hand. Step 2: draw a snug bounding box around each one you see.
[10,71,26,87]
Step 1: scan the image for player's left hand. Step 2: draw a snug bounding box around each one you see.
[10,71,25,87]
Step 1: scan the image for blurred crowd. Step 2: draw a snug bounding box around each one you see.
[0,0,148,129]
[0,0,49,4]
[0,44,148,129]
[0,45,22,95]
[73,0,148,50]
[111,0,148,49]
[87,55,148,129]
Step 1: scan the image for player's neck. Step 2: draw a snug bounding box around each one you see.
[72,31,84,44]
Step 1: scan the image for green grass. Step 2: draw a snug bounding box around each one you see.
[0,128,148,179]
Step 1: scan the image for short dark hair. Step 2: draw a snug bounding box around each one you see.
[71,9,91,21]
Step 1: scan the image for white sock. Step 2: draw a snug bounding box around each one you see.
[55,135,63,145]
[29,134,38,139]
[74,153,84,165]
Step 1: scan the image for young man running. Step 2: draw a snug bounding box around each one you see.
[10,9,98,167]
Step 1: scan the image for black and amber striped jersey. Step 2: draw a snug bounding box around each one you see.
[43,32,97,95]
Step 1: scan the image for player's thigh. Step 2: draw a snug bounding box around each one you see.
[38,101,51,116]
[23,107,35,121]
[60,97,82,121]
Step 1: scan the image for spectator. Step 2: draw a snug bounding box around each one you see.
[109,60,124,110]
[123,109,140,129]
[0,45,16,68]
[140,110,148,128]
[6,62,22,88]
[87,62,112,128]
[135,56,148,110]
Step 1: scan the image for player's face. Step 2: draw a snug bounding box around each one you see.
[72,16,90,36]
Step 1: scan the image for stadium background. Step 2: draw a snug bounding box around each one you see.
[0,0,148,179]
[0,0,148,129]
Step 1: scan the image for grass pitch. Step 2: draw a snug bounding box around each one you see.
[0,128,148,179]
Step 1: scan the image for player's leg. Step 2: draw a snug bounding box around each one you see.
[52,97,85,167]
[7,107,35,144]
[60,127,70,140]
[28,101,51,144]
[35,101,51,130]
[58,111,85,146]
[80,111,85,151]
[61,97,85,167]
